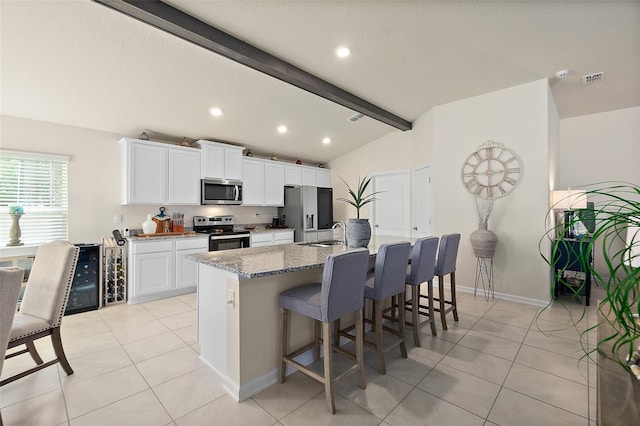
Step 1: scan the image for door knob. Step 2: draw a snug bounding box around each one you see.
[375,224,379,228]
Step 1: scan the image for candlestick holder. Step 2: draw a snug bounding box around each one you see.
[7,213,24,246]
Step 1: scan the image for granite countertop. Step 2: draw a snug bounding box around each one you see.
[244,226,292,234]
[127,233,208,242]
[188,235,416,278]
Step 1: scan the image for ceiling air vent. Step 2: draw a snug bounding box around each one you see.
[348,112,365,122]
[582,72,605,85]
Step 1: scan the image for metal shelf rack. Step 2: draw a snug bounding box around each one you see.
[102,236,127,305]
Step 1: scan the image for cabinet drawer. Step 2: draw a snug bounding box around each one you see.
[132,240,173,254]
[251,233,273,244]
[175,238,209,251]
[274,231,294,243]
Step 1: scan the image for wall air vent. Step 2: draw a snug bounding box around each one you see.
[582,72,605,85]
[348,112,365,122]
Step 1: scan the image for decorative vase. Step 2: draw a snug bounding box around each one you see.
[7,213,24,246]
[346,218,371,248]
[470,224,498,258]
[142,214,156,234]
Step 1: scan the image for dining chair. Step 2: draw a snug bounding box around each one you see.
[432,233,461,330]
[0,267,24,426]
[1,240,79,387]
[278,248,369,414]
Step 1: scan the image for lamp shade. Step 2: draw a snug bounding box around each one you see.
[551,190,587,210]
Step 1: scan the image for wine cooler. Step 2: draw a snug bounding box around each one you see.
[66,243,101,315]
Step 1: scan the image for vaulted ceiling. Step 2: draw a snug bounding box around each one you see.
[1,1,638,164]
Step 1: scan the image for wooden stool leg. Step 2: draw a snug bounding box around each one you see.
[451,272,459,321]
[279,308,288,383]
[314,320,322,362]
[439,275,448,330]
[51,328,73,376]
[322,321,336,414]
[411,285,421,347]
[373,300,385,374]
[427,279,437,336]
[355,309,365,389]
[397,292,407,358]
[26,341,43,365]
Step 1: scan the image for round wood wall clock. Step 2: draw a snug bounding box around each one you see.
[461,140,522,199]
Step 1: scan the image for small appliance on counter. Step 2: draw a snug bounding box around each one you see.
[193,215,250,251]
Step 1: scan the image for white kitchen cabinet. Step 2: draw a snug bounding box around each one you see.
[121,138,201,205]
[317,229,334,241]
[250,232,274,247]
[274,230,294,245]
[285,165,302,186]
[316,169,331,188]
[242,158,285,206]
[300,166,331,188]
[168,148,201,205]
[128,236,208,303]
[301,167,317,186]
[195,140,244,181]
[175,238,208,290]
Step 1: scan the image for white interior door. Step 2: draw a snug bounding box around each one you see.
[371,171,410,237]
[412,164,433,238]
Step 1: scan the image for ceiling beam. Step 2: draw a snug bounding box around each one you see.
[93,0,412,131]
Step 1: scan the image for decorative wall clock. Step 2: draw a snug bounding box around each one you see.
[461,140,522,199]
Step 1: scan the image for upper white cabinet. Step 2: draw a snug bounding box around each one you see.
[285,165,302,186]
[195,140,244,181]
[120,138,201,205]
[242,158,285,206]
[300,166,331,188]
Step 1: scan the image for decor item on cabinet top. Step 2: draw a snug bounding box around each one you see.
[296,158,302,165]
[180,137,191,147]
[461,140,522,260]
[271,153,278,161]
[337,175,380,248]
[539,181,640,377]
[245,149,254,157]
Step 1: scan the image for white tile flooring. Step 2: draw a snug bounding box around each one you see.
[0,288,599,425]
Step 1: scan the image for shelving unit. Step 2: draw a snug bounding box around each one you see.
[102,236,127,305]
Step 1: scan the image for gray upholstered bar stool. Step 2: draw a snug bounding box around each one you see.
[405,237,439,346]
[278,248,369,414]
[337,242,411,374]
[431,233,461,330]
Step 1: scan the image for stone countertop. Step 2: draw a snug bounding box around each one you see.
[127,233,208,242]
[187,235,416,278]
[243,226,293,234]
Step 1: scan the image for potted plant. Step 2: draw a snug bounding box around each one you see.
[337,175,380,247]
[540,181,640,379]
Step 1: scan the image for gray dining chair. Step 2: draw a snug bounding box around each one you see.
[1,267,24,426]
[433,233,461,330]
[1,240,79,387]
[406,236,439,346]
[278,248,369,414]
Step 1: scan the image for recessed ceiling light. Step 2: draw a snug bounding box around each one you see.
[322,137,331,145]
[210,107,222,116]
[336,46,351,58]
[277,125,288,134]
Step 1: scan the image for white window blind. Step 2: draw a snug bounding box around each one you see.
[0,150,70,245]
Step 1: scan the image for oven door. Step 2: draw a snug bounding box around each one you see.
[209,234,250,251]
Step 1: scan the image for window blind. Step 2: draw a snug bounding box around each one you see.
[0,150,70,245]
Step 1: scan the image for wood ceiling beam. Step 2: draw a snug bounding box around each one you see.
[93,0,412,131]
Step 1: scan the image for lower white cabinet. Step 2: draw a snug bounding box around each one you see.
[128,237,208,303]
[250,230,294,247]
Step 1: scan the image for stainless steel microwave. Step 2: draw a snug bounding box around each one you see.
[201,179,242,205]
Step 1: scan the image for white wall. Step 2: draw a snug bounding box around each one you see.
[0,115,278,245]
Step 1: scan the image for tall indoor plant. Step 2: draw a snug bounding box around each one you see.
[337,175,380,247]
[540,181,640,375]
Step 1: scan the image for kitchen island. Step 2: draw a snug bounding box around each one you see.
[187,236,415,401]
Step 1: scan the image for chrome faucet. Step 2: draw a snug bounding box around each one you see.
[332,221,348,248]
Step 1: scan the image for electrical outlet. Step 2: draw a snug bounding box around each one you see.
[114,214,122,224]
[227,289,235,307]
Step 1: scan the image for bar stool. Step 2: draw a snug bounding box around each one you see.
[278,248,369,414]
[337,242,411,374]
[405,237,439,346]
[431,233,461,330]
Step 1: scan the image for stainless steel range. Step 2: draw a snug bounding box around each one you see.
[193,215,250,251]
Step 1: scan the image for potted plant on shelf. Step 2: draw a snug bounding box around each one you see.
[540,181,640,381]
[337,175,380,248]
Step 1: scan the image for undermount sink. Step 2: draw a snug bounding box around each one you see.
[300,240,344,248]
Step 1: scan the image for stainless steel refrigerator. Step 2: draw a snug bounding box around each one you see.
[278,186,333,242]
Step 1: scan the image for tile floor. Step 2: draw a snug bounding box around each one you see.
[0,288,600,425]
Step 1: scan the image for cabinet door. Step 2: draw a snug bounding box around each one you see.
[264,162,285,206]
[123,140,167,204]
[316,169,331,188]
[242,159,265,205]
[251,233,274,247]
[317,229,334,242]
[175,246,207,290]
[132,251,173,297]
[168,148,201,205]
[301,167,317,186]
[201,144,225,179]
[224,148,243,181]
[274,231,294,245]
[285,165,302,186]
